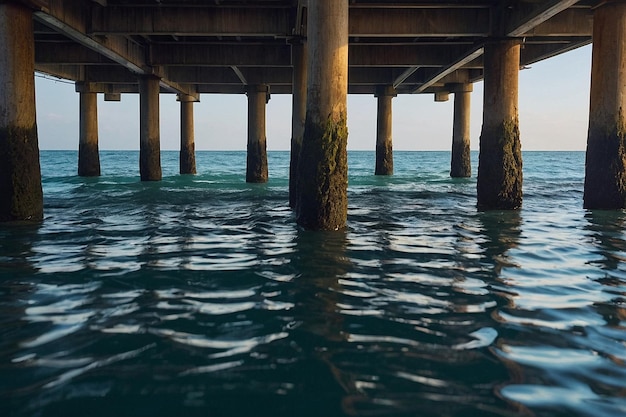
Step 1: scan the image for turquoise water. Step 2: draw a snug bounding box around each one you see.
[1,150,625,417]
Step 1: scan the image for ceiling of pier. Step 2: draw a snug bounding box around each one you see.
[30,0,595,96]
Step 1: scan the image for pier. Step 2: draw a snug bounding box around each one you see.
[1,0,624,229]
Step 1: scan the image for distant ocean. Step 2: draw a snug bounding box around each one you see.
[1,150,625,417]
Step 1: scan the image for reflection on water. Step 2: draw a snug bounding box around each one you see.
[0,151,625,417]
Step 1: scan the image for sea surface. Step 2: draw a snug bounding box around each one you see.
[1,150,625,417]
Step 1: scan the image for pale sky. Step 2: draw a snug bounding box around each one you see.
[35,44,592,152]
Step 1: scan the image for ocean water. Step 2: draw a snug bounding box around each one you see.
[1,150,625,417]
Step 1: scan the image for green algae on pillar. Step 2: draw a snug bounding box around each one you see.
[178,94,197,175]
[246,84,269,183]
[0,2,43,222]
[77,85,101,177]
[584,1,626,209]
[375,85,396,176]
[298,116,348,230]
[450,84,472,178]
[139,75,162,182]
[477,40,523,210]
[296,0,349,230]
[289,40,307,208]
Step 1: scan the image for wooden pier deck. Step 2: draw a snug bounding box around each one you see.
[29,0,593,97]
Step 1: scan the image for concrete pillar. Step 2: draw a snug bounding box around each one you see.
[139,75,162,181]
[246,84,269,183]
[584,1,626,209]
[289,40,307,208]
[296,0,349,230]
[178,94,197,175]
[477,39,522,210]
[375,85,396,175]
[450,84,472,178]
[78,85,101,177]
[0,3,43,222]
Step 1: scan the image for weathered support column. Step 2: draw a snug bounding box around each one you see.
[296,0,349,230]
[178,94,197,175]
[77,84,101,177]
[139,75,162,181]
[450,84,473,178]
[477,39,522,210]
[375,85,396,176]
[584,1,626,209]
[289,40,307,208]
[0,2,43,222]
[246,84,269,183]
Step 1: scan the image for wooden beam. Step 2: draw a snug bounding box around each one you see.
[150,44,292,67]
[393,67,420,89]
[523,8,592,37]
[230,66,248,85]
[90,6,291,37]
[349,44,478,67]
[413,46,484,93]
[35,41,117,64]
[34,11,145,73]
[34,3,200,97]
[35,64,83,81]
[520,38,592,65]
[350,7,490,37]
[507,0,582,37]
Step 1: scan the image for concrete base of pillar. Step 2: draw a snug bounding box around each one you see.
[78,90,100,177]
[450,85,472,178]
[583,1,626,209]
[140,149,162,181]
[375,142,393,175]
[584,127,626,208]
[296,115,348,230]
[0,3,43,222]
[139,76,162,182]
[477,119,523,210]
[246,141,268,183]
[179,96,196,175]
[477,40,522,210]
[180,143,196,175]
[289,138,302,208]
[450,141,471,177]
[296,0,348,230]
[78,142,101,177]
[375,86,395,176]
[289,40,307,208]
[246,85,269,183]
[0,126,43,221]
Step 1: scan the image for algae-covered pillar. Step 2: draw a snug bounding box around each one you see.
[477,39,522,210]
[583,1,626,209]
[77,83,101,177]
[178,94,197,175]
[296,0,349,230]
[289,40,307,208]
[0,2,43,222]
[246,84,269,183]
[375,85,396,176]
[450,83,472,178]
[139,75,162,181]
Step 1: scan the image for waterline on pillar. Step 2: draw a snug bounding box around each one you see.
[477,118,523,210]
[296,116,348,231]
[0,125,43,222]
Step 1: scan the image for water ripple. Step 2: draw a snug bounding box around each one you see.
[2,151,626,417]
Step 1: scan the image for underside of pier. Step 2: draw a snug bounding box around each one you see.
[27,0,593,98]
